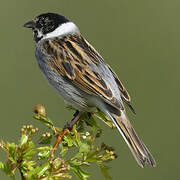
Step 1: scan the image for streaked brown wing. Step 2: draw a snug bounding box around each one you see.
[107,65,136,114]
[43,34,122,110]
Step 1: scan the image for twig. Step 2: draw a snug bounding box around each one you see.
[51,111,83,156]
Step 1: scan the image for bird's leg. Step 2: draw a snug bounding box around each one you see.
[87,112,92,119]
[63,110,84,130]
[51,110,82,156]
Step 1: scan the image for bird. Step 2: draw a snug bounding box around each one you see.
[24,12,156,168]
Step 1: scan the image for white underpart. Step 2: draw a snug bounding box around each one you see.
[43,22,80,40]
[37,30,43,38]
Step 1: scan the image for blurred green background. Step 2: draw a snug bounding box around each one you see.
[0,0,179,179]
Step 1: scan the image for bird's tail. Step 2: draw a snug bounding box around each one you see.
[107,110,156,167]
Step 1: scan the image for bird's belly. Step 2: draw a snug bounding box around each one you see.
[39,63,96,112]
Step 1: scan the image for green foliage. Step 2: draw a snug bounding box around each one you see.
[0,105,117,180]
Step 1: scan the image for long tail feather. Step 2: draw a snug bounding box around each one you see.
[106,110,156,167]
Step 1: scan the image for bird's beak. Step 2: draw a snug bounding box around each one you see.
[23,20,35,28]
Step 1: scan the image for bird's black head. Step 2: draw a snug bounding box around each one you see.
[24,13,70,42]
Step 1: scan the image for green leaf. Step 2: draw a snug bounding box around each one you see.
[63,134,73,147]
[86,150,99,162]
[33,115,54,127]
[23,149,36,160]
[36,162,50,176]
[20,135,28,146]
[76,119,85,132]
[71,166,90,180]
[69,159,83,166]
[3,161,15,177]
[44,117,54,126]
[21,160,36,172]
[0,161,4,169]
[38,150,50,160]
[79,143,90,154]
[27,141,35,149]
[53,172,72,179]
[85,115,99,131]
[98,164,112,180]
[60,144,69,157]
[37,146,52,151]
[27,162,50,179]
[6,142,17,164]
[8,157,16,164]
[72,143,90,160]
[72,126,81,147]
[94,111,115,128]
[7,143,17,155]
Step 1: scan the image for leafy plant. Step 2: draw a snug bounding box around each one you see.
[0,104,117,180]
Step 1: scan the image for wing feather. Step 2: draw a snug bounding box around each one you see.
[43,35,131,112]
[107,65,136,114]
